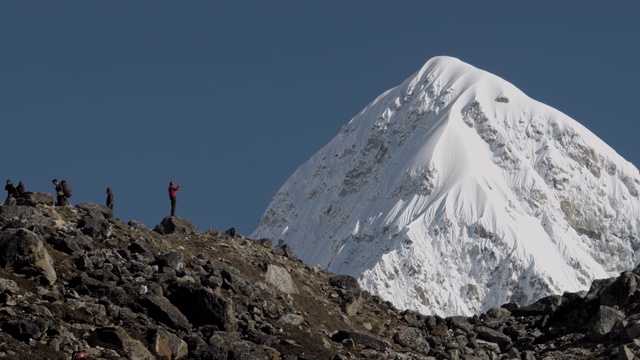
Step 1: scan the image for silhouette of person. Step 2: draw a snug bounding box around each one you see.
[52,179,64,206]
[106,188,114,210]
[60,180,72,206]
[168,181,182,216]
[16,180,25,197]
[4,180,18,204]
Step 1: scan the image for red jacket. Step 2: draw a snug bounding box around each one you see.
[169,185,181,199]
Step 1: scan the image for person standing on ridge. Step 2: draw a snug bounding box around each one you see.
[16,180,25,198]
[61,180,72,206]
[52,179,64,206]
[4,180,18,204]
[168,181,182,217]
[106,188,114,209]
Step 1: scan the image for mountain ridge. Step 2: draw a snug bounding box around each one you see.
[3,196,640,359]
[254,56,640,316]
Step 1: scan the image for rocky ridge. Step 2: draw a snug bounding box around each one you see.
[1,193,640,359]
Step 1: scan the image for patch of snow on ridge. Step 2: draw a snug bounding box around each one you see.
[254,56,640,316]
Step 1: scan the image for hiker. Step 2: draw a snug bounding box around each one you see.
[61,180,72,206]
[4,180,18,204]
[106,187,114,209]
[168,181,182,216]
[71,346,86,359]
[52,179,64,206]
[16,180,25,197]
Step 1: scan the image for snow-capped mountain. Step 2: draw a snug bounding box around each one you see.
[253,56,640,317]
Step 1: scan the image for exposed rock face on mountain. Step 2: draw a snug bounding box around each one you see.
[254,56,640,317]
[2,196,640,359]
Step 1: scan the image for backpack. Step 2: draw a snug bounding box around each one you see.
[72,350,86,359]
[62,182,73,198]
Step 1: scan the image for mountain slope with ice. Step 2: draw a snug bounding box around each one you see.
[253,56,640,316]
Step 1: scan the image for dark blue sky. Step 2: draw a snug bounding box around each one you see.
[1,1,638,235]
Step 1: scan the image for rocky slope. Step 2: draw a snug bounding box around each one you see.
[2,194,640,359]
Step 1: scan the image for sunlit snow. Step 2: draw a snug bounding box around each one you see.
[254,56,640,316]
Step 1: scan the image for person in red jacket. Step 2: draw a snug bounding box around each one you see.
[168,181,182,217]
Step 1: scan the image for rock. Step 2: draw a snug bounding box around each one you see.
[394,327,430,353]
[48,234,93,254]
[0,228,57,285]
[128,241,155,260]
[474,325,512,351]
[128,220,150,232]
[79,218,113,239]
[87,327,155,360]
[265,264,299,294]
[279,313,305,326]
[331,331,389,351]
[166,282,237,331]
[208,332,280,360]
[1,318,48,342]
[448,316,473,333]
[0,205,38,222]
[600,271,638,308]
[329,275,360,291]
[137,294,191,331]
[340,294,363,316]
[618,345,634,360]
[481,307,511,328]
[150,328,188,360]
[16,192,55,206]
[627,321,640,340]
[592,306,626,340]
[255,238,273,248]
[76,202,114,220]
[154,216,198,237]
[0,278,20,293]
[155,250,184,271]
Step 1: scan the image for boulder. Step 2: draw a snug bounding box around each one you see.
[87,327,155,360]
[137,294,191,331]
[592,306,626,340]
[0,229,56,285]
[150,328,188,360]
[128,241,155,260]
[331,330,389,351]
[265,264,299,294]
[474,325,513,351]
[600,271,638,308]
[341,294,363,316]
[0,205,38,222]
[1,317,49,342]
[279,313,305,326]
[329,275,360,291]
[16,192,55,206]
[128,220,150,232]
[166,282,237,331]
[154,216,198,237]
[394,327,430,354]
[76,202,114,220]
[47,234,94,255]
[155,250,184,271]
[255,238,273,248]
[0,278,20,294]
[79,218,113,239]
[208,332,280,360]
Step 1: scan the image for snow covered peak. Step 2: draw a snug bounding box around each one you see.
[254,56,640,316]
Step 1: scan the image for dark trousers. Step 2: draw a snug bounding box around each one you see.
[170,197,176,216]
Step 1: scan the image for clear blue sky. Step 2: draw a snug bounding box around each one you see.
[1,1,638,235]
